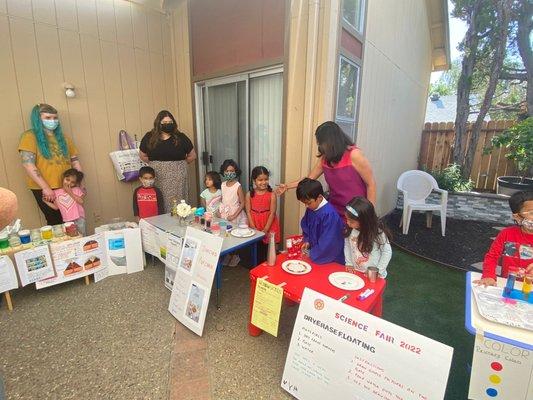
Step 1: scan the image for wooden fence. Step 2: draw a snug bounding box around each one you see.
[419,120,516,191]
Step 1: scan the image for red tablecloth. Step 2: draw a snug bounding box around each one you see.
[248,253,386,336]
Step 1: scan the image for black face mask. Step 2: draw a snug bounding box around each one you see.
[160,122,175,133]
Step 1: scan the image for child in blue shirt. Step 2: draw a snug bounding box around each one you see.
[297,178,345,264]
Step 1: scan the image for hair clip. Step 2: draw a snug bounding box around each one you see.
[346,205,358,217]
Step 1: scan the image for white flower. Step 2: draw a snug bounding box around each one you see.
[176,200,192,218]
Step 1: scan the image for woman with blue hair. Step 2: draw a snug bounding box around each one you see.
[18,104,82,225]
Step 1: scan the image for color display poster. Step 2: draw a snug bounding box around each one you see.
[468,334,533,400]
[36,234,104,289]
[164,234,183,290]
[0,255,18,293]
[168,227,222,336]
[282,288,454,400]
[251,278,284,337]
[14,245,55,286]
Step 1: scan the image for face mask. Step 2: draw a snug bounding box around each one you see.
[223,172,237,181]
[160,123,175,133]
[42,119,59,130]
[142,179,155,188]
[521,218,533,231]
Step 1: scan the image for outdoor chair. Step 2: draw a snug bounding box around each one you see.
[397,170,448,236]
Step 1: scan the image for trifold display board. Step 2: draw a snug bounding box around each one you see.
[168,227,222,336]
[282,288,454,400]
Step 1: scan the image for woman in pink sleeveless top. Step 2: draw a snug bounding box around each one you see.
[278,121,376,217]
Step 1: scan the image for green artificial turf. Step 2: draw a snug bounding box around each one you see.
[383,250,474,400]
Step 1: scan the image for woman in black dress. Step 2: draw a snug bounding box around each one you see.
[139,110,196,212]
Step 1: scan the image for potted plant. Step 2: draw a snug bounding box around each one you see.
[487,117,533,196]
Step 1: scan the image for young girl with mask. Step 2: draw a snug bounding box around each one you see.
[344,196,392,278]
[133,166,165,220]
[475,191,533,286]
[219,159,247,226]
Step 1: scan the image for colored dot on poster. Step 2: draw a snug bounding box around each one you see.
[486,388,498,397]
[489,375,501,384]
[491,362,503,371]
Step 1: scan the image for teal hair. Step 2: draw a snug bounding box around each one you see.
[30,105,69,159]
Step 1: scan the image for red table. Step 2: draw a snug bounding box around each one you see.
[248,253,386,336]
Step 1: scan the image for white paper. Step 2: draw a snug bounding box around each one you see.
[0,256,18,293]
[139,219,159,257]
[282,288,454,400]
[164,234,183,290]
[469,335,533,400]
[123,228,144,274]
[14,245,55,286]
[36,234,105,289]
[168,227,222,336]
[93,266,109,283]
[155,228,168,261]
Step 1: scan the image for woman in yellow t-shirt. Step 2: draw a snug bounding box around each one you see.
[18,104,82,225]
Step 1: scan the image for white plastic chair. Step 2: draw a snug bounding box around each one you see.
[397,170,448,236]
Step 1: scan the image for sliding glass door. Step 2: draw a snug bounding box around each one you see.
[196,68,283,192]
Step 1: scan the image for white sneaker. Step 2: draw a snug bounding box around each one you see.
[228,255,241,267]
[222,254,232,266]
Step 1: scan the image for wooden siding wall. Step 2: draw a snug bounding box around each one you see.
[356,0,433,216]
[0,0,176,231]
[419,121,516,191]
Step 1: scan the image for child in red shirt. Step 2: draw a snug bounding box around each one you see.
[133,166,164,219]
[475,191,533,286]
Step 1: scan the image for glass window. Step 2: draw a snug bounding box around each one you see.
[342,0,364,33]
[336,56,360,121]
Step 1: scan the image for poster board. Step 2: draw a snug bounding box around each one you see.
[0,255,18,293]
[138,219,167,261]
[251,278,284,336]
[282,288,454,400]
[104,228,144,276]
[168,227,222,336]
[36,234,104,289]
[469,334,533,400]
[14,245,55,286]
[164,234,183,290]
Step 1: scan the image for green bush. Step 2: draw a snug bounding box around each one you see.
[427,164,474,192]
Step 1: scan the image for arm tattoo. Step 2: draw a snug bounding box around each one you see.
[20,150,36,164]
[33,168,42,178]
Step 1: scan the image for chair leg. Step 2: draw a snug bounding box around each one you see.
[441,209,446,236]
[403,207,413,235]
[426,211,433,229]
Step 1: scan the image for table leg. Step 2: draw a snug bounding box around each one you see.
[4,291,13,311]
[216,260,223,310]
[84,275,90,285]
[371,295,383,317]
[248,277,263,336]
[251,242,258,267]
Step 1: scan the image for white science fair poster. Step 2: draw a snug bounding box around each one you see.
[282,288,454,400]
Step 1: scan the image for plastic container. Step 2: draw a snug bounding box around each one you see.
[30,229,41,242]
[8,234,21,247]
[64,222,78,237]
[18,229,31,244]
[0,233,9,249]
[211,223,220,236]
[40,225,53,240]
[53,224,65,238]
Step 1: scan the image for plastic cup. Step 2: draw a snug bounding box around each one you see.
[8,234,21,247]
[18,229,31,244]
[211,223,220,236]
[366,266,379,283]
[0,233,9,249]
[53,224,65,237]
[40,225,53,240]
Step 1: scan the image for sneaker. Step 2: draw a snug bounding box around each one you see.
[222,254,232,266]
[228,255,241,267]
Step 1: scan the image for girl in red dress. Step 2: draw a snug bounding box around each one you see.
[245,166,281,263]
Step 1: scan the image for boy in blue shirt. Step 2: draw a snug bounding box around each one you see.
[297,178,345,264]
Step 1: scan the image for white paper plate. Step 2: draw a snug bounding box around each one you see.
[282,260,312,275]
[230,228,255,238]
[328,272,365,291]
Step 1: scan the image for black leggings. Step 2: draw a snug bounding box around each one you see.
[31,189,63,225]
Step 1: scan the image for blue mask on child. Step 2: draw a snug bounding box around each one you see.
[223,172,237,181]
[42,119,59,130]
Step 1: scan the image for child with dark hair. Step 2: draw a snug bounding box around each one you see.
[200,171,222,215]
[44,168,86,235]
[297,178,344,264]
[245,166,280,262]
[219,159,247,225]
[344,196,392,278]
[474,190,533,286]
[133,166,164,220]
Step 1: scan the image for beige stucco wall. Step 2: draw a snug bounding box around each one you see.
[356,0,433,216]
[0,0,183,231]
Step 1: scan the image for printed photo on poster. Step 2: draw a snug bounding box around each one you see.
[107,233,126,267]
[178,237,200,274]
[14,245,55,286]
[185,282,206,323]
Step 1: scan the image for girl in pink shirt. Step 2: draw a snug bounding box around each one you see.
[44,169,86,235]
